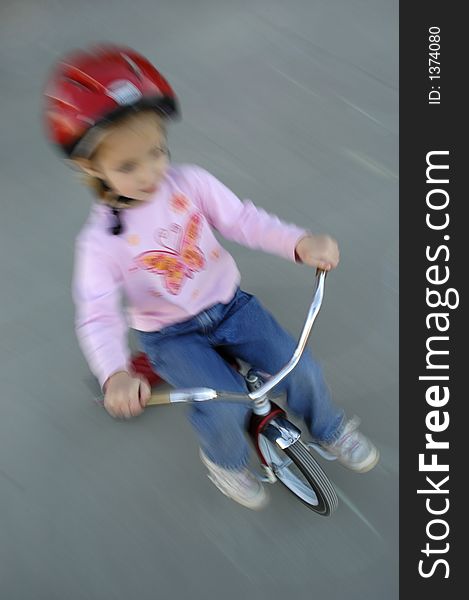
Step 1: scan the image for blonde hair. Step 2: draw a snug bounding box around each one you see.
[77,109,168,204]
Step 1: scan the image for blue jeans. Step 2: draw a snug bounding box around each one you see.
[136,289,344,469]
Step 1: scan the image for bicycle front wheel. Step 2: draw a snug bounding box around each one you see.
[258,436,338,516]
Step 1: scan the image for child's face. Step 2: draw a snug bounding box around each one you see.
[87,111,169,203]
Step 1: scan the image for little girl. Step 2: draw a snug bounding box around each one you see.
[44,44,379,509]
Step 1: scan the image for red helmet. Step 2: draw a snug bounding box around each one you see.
[43,44,180,157]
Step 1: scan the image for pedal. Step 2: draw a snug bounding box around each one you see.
[257,465,277,483]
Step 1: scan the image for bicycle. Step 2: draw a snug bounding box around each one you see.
[130,270,339,516]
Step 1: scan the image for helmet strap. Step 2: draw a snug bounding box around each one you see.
[110,207,124,236]
[99,179,139,235]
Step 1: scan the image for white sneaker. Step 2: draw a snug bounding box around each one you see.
[321,417,380,473]
[200,450,268,510]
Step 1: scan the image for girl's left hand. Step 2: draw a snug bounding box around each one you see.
[295,234,340,271]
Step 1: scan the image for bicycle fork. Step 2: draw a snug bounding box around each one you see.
[245,370,302,483]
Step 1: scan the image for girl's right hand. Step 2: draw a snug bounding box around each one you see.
[103,371,151,419]
[294,234,340,271]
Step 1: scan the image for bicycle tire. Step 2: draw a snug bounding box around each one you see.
[259,436,338,516]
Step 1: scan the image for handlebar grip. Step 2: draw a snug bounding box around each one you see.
[147,390,172,406]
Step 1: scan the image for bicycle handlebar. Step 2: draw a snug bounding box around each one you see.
[146,388,252,406]
[146,270,327,406]
[147,387,216,405]
[248,269,326,399]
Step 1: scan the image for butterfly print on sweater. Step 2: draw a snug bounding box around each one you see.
[135,212,206,295]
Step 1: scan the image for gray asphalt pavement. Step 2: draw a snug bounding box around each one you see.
[0,1,398,598]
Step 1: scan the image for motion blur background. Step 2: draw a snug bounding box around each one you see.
[0,1,398,598]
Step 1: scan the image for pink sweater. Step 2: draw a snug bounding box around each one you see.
[72,164,308,388]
